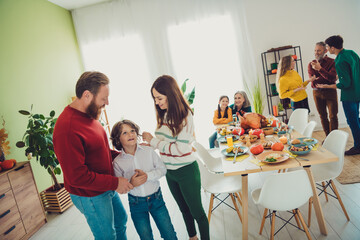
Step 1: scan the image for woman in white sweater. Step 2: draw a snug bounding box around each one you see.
[142,75,209,240]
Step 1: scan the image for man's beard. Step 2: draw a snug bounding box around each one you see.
[86,99,103,120]
[315,54,325,61]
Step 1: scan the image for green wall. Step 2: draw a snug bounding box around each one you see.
[0,0,83,191]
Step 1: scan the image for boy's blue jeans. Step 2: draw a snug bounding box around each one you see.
[128,188,177,240]
[70,190,127,240]
[342,101,360,148]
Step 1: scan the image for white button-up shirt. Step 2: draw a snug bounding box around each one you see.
[113,144,167,197]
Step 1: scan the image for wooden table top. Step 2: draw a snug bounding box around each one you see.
[211,130,338,176]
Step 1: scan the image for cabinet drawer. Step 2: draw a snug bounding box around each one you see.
[0,190,17,213]
[0,174,11,195]
[8,163,45,234]
[0,205,22,233]
[0,219,26,240]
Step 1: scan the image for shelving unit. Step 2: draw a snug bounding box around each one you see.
[261,46,305,123]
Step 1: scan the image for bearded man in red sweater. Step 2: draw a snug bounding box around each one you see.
[53,71,133,240]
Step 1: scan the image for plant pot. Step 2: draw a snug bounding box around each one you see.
[40,183,73,213]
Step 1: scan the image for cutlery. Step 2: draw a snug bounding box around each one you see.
[296,157,309,161]
[233,148,239,164]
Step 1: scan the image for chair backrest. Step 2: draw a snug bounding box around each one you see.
[288,108,309,134]
[257,170,313,211]
[322,130,349,178]
[303,121,317,138]
[192,141,223,173]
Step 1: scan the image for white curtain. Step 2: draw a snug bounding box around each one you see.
[72,0,257,146]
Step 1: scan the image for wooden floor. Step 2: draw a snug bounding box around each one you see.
[30,129,360,240]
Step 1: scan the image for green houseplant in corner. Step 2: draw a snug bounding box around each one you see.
[16,105,72,213]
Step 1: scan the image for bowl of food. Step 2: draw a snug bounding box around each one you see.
[288,144,312,155]
[262,127,274,135]
[262,141,273,149]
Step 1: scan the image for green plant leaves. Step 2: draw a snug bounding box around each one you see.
[16,141,25,148]
[19,110,30,115]
[181,78,189,93]
[17,106,59,183]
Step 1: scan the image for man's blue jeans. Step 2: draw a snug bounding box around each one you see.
[70,191,127,240]
[128,188,177,240]
[342,101,360,148]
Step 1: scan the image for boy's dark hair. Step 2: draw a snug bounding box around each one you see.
[325,35,343,49]
[110,120,140,150]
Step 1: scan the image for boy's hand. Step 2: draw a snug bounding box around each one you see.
[130,171,147,187]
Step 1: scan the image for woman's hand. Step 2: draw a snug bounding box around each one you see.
[308,75,316,82]
[142,131,153,143]
[293,86,306,93]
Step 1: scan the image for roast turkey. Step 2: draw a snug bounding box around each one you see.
[238,113,267,129]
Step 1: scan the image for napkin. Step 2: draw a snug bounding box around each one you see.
[284,149,297,158]
[225,154,250,162]
[311,143,319,151]
[250,158,266,166]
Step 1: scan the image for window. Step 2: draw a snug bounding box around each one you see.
[81,35,155,133]
[168,15,243,145]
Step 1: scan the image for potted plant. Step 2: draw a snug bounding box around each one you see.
[181,78,195,111]
[245,77,264,115]
[16,105,72,213]
[278,102,285,115]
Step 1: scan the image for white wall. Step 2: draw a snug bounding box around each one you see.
[243,0,360,129]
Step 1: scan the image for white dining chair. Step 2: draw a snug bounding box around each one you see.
[193,141,223,174]
[251,170,313,240]
[307,129,350,226]
[288,108,309,134]
[303,121,317,138]
[193,141,243,223]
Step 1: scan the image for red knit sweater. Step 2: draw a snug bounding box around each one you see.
[53,106,118,197]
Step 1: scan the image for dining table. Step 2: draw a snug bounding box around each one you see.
[211,128,338,240]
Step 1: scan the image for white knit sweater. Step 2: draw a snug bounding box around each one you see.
[150,112,196,170]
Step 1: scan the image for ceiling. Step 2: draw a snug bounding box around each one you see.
[48,0,111,10]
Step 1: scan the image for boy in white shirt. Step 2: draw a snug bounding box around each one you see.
[111,120,177,240]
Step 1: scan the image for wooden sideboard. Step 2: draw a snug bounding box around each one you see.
[0,161,46,240]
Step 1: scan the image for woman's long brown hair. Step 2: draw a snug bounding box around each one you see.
[276,55,292,91]
[151,75,193,137]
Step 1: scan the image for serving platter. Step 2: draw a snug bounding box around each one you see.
[257,151,290,164]
[221,146,248,157]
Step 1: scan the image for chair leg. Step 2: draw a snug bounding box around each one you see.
[230,194,242,223]
[292,209,302,229]
[208,193,215,223]
[308,197,312,227]
[235,192,242,206]
[330,180,350,221]
[259,208,268,235]
[296,209,312,240]
[322,181,329,202]
[270,211,276,240]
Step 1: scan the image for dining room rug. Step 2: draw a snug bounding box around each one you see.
[337,158,360,184]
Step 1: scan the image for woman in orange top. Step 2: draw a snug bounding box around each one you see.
[209,95,233,148]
